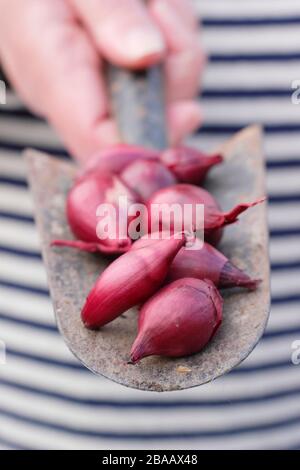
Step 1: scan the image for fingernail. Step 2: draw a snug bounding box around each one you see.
[124,27,165,63]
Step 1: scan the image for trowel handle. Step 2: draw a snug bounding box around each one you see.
[107,64,167,150]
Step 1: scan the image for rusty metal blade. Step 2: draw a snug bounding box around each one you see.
[25,124,270,392]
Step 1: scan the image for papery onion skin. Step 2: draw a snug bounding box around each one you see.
[52,171,139,254]
[130,278,223,363]
[81,235,185,329]
[143,184,265,245]
[121,159,177,202]
[168,243,261,289]
[67,172,112,243]
[132,235,261,290]
[160,147,223,184]
[81,144,160,178]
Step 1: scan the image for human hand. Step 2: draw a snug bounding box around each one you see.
[0,0,204,162]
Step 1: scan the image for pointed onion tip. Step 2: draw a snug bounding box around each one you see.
[209,153,223,166]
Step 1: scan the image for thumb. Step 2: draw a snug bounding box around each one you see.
[0,0,122,161]
[70,0,166,68]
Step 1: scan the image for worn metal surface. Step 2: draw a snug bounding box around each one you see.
[25,124,270,392]
[107,64,167,150]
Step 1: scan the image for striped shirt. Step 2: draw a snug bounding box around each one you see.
[0,0,300,450]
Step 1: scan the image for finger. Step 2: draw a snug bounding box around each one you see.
[150,0,205,102]
[70,0,165,69]
[91,118,120,150]
[167,100,202,146]
[160,0,198,30]
[165,48,205,102]
[41,27,121,161]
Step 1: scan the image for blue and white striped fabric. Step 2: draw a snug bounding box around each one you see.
[0,0,300,450]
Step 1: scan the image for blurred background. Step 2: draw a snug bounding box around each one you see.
[0,0,300,450]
